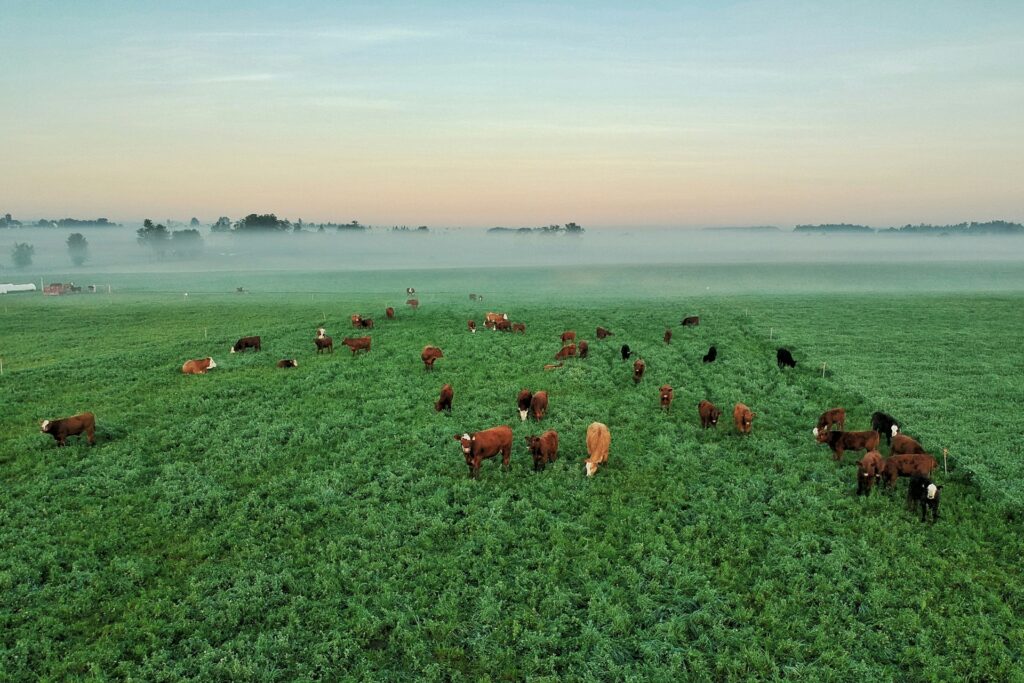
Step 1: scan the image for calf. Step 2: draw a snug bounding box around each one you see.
[698,400,721,428]
[578,340,589,359]
[776,348,797,369]
[733,403,755,434]
[517,389,533,421]
[467,320,477,333]
[816,429,880,462]
[554,343,576,361]
[350,314,362,327]
[421,345,443,370]
[659,385,674,411]
[276,359,298,368]
[882,454,938,488]
[342,337,372,355]
[455,426,514,478]
[583,422,611,477]
[511,322,526,334]
[231,336,261,353]
[702,346,717,363]
[907,476,942,522]
[406,298,419,309]
[356,317,374,329]
[816,408,846,432]
[386,307,395,319]
[495,319,512,332]
[561,330,576,343]
[664,329,672,344]
[435,383,453,413]
[681,316,700,326]
[525,431,559,471]
[632,358,646,384]
[182,357,217,374]
[857,450,885,496]
[596,326,613,339]
[529,391,549,421]
[40,412,95,447]
[871,411,900,444]
[620,344,633,361]
[314,335,333,354]
[890,433,926,457]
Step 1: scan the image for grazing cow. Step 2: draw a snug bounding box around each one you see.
[815,429,880,462]
[776,348,797,369]
[882,454,938,488]
[314,335,333,354]
[525,430,559,471]
[511,322,526,334]
[517,389,533,421]
[681,316,700,326]
[583,422,611,477]
[733,403,755,434]
[495,319,512,332]
[816,408,846,432]
[485,312,508,329]
[554,343,576,361]
[435,383,453,413]
[871,411,900,444]
[350,314,363,328]
[356,317,374,329]
[386,307,395,319]
[857,450,885,496]
[529,391,549,421]
[406,298,419,309]
[698,400,722,429]
[908,476,942,522]
[890,433,926,457]
[561,330,576,343]
[596,326,613,339]
[276,359,298,369]
[342,337,372,355]
[702,346,717,363]
[421,345,443,370]
[664,329,672,344]
[231,336,261,353]
[578,340,589,359]
[454,426,514,478]
[632,358,646,384]
[620,344,633,361]
[182,357,217,374]
[659,385,674,411]
[40,412,95,447]
[467,320,477,333]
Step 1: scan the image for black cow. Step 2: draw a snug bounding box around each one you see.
[702,346,717,363]
[620,344,633,361]
[871,411,901,445]
[776,348,796,369]
[908,476,942,523]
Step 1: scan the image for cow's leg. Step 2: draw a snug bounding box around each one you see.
[87,426,95,445]
[502,447,511,469]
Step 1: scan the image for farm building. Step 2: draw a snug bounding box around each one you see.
[0,283,36,294]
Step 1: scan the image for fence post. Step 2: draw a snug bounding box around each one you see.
[821,362,827,378]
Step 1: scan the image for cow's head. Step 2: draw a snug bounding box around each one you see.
[891,424,899,438]
[519,408,528,421]
[40,419,52,433]
[230,345,235,353]
[585,459,600,477]
[207,357,217,369]
[709,408,721,425]
[927,483,940,500]
[814,427,829,443]
[454,433,473,456]
[524,435,540,452]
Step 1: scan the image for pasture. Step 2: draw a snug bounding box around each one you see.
[1,265,1023,681]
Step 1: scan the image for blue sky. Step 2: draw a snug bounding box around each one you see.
[2,1,1022,227]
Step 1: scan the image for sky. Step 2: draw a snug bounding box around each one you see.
[2,1,1022,228]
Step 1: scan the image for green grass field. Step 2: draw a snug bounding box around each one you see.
[2,266,1023,681]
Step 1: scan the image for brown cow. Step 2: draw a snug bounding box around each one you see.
[455,426,514,478]
[890,434,926,457]
[733,403,755,434]
[467,320,477,333]
[529,391,548,421]
[882,453,938,488]
[356,318,374,329]
[525,430,559,471]
[435,383,453,413]
[664,329,672,344]
[578,340,589,359]
[231,336,261,353]
[596,326,613,339]
[276,359,299,368]
[406,298,419,309]
[857,450,885,496]
[555,343,577,361]
[495,319,511,332]
[314,336,333,354]
[632,358,646,384]
[40,412,96,447]
[421,345,443,371]
[698,400,722,428]
[816,429,880,462]
[517,389,533,421]
[342,337,372,355]
[561,330,576,343]
[511,322,526,334]
[659,385,674,411]
[681,316,700,326]
[182,357,217,374]
[485,312,508,328]
[815,408,846,432]
[385,307,395,319]
[583,422,611,477]
[350,314,363,327]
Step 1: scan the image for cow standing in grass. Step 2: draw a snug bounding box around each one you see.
[435,384,453,413]
[40,412,96,447]
[455,426,514,479]
[525,431,559,471]
[733,403,755,434]
[421,346,443,371]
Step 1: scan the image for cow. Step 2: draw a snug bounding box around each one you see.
[681,316,700,326]
[421,345,443,371]
[314,335,333,354]
[907,476,942,522]
[316,326,327,339]
[495,319,512,332]
[702,346,717,363]
[890,433,926,457]
[454,426,514,479]
[342,337,371,355]
[485,312,509,329]
[578,340,589,359]
[698,400,721,429]
[40,412,95,447]
[632,358,646,384]
[529,391,549,421]
[350,314,363,328]
[511,322,526,334]
[816,408,846,432]
[467,320,477,333]
[882,454,938,488]
[182,357,217,374]
[435,383,453,413]
[231,336,261,353]
[554,344,576,361]
[776,348,797,369]
[583,422,611,477]
[406,287,416,295]
[469,293,483,301]
[276,359,299,369]
[857,450,885,496]
[525,431,559,471]
[517,389,533,421]
[871,411,900,444]
[815,429,880,462]
[386,307,395,319]
[664,329,672,344]
[561,330,576,343]
[356,317,374,329]
[659,385,674,411]
[596,326,613,339]
[406,298,419,309]
[620,344,633,361]
[733,403,755,434]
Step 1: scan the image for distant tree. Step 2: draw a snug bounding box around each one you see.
[565,222,584,234]
[190,217,201,227]
[137,219,171,257]
[417,225,429,232]
[11,242,34,268]
[234,213,290,232]
[67,232,89,266]
[0,213,20,227]
[211,216,232,233]
[171,229,203,259]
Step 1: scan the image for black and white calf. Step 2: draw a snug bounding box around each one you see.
[907,476,942,523]
[871,411,901,445]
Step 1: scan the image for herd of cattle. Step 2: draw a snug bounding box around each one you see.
[38,293,943,522]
